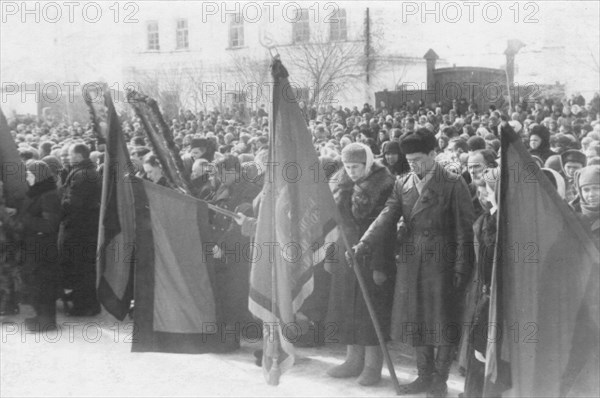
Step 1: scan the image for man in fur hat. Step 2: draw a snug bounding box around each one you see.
[353,128,475,398]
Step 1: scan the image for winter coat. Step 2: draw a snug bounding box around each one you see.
[61,159,101,240]
[20,180,62,282]
[326,162,396,345]
[361,162,475,346]
[209,176,262,330]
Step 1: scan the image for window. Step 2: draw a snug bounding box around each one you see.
[292,9,309,43]
[147,21,160,50]
[229,15,244,48]
[329,9,347,41]
[176,19,189,50]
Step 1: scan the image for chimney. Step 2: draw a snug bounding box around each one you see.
[423,49,439,91]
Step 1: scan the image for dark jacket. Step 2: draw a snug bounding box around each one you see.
[61,159,101,238]
[21,180,62,275]
[326,162,396,345]
[361,162,475,346]
[189,175,214,201]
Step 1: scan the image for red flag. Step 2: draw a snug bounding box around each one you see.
[0,109,27,207]
[96,93,136,320]
[98,93,217,353]
[248,58,337,384]
[484,125,599,397]
[131,180,217,353]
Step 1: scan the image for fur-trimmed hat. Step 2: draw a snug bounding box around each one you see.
[576,165,600,188]
[561,149,587,166]
[341,142,368,164]
[399,128,436,155]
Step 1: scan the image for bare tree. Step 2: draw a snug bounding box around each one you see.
[228,52,271,112]
[282,26,367,107]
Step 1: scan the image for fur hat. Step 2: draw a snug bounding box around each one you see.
[467,136,486,151]
[399,128,436,155]
[341,142,368,164]
[561,149,587,166]
[577,165,600,188]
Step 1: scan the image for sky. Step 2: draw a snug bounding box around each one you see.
[1,0,599,104]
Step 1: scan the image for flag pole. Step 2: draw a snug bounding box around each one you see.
[266,52,281,386]
[336,216,402,395]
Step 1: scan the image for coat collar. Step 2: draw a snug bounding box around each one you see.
[408,163,447,219]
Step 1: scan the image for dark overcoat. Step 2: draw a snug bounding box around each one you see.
[20,180,62,306]
[361,162,475,346]
[326,161,396,346]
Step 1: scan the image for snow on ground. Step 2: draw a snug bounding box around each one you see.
[1,305,464,397]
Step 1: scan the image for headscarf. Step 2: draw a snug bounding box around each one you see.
[575,165,600,218]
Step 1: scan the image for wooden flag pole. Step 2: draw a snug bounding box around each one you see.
[336,218,402,395]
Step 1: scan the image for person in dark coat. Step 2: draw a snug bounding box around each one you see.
[20,161,62,330]
[528,124,555,162]
[189,158,215,201]
[208,155,262,351]
[355,129,475,398]
[61,143,102,316]
[461,169,506,397]
[0,182,23,316]
[325,143,396,386]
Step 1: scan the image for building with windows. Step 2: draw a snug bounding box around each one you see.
[121,3,430,114]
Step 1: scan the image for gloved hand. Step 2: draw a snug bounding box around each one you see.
[353,241,371,259]
[344,241,371,268]
[373,270,387,285]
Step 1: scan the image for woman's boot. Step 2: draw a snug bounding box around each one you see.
[327,345,365,378]
[357,345,384,386]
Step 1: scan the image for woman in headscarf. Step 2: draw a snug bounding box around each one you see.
[380,141,410,177]
[325,143,396,386]
[528,125,555,162]
[570,165,600,242]
[462,168,507,397]
[20,160,62,330]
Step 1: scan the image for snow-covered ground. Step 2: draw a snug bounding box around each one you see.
[1,304,465,397]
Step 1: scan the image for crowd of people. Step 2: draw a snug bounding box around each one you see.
[2,91,600,398]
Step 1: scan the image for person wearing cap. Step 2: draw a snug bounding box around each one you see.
[19,161,62,330]
[325,143,396,386]
[354,128,475,397]
[559,149,587,202]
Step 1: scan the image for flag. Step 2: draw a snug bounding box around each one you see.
[0,109,27,207]
[248,58,338,384]
[131,180,217,353]
[98,93,217,353]
[484,125,599,397]
[96,93,136,320]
